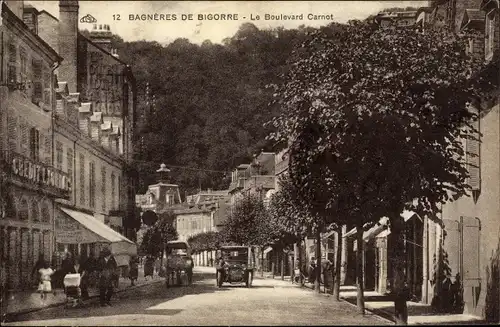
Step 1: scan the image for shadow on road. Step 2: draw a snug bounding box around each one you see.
[7,272,229,323]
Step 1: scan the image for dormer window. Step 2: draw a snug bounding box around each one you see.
[485,10,496,60]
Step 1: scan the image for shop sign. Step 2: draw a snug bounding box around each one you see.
[9,152,71,199]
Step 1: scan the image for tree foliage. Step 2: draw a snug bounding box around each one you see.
[268,21,483,225]
[107,24,315,196]
[139,211,178,257]
[187,231,224,253]
[221,193,271,246]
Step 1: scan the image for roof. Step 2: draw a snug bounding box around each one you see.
[60,207,134,244]
[56,82,69,94]
[79,102,92,113]
[90,112,103,123]
[1,3,63,63]
[78,33,131,68]
[461,9,485,30]
[220,245,248,249]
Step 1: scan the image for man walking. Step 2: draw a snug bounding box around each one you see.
[97,248,117,307]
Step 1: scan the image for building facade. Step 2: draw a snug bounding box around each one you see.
[0,1,69,290]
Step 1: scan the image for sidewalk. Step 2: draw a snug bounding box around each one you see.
[301,284,488,325]
[2,268,163,319]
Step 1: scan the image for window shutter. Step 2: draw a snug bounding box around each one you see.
[102,166,107,212]
[32,59,43,104]
[7,113,18,152]
[442,219,461,279]
[466,111,481,191]
[8,43,17,83]
[20,120,28,154]
[43,135,51,164]
[461,216,481,286]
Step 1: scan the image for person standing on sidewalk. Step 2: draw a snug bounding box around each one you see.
[97,248,118,307]
[37,261,54,300]
[129,256,139,286]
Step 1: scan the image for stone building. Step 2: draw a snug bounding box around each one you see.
[3,0,140,269]
[30,0,139,243]
[0,0,69,290]
[374,10,418,27]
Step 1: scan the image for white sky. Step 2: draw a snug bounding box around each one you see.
[27,1,429,44]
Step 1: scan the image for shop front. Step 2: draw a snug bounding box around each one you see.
[0,150,72,290]
[55,206,137,269]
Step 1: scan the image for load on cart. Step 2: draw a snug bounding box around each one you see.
[63,273,82,308]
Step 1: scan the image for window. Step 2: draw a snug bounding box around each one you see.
[7,42,17,84]
[7,112,18,152]
[89,161,96,209]
[19,48,28,84]
[101,166,106,212]
[111,173,116,210]
[43,65,51,106]
[29,128,40,161]
[67,148,74,191]
[31,201,39,222]
[41,203,50,223]
[79,154,85,206]
[32,59,43,105]
[18,198,28,220]
[485,11,496,59]
[56,141,63,170]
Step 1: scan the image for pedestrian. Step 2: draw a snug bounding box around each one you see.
[37,261,54,300]
[129,256,139,286]
[32,253,46,288]
[154,257,161,278]
[308,257,317,285]
[97,248,118,307]
[1,256,9,323]
[66,256,89,300]
[144,256,154,281]
[83,252,97,288]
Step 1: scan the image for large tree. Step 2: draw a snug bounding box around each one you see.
[139,211,178,258]
[268,20,483,324]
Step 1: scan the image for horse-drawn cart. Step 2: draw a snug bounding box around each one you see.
[164,241,194,287]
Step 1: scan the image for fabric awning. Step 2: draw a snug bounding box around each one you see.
[263,246,273,255]
[57,207,137,259]
[344,211,420,240]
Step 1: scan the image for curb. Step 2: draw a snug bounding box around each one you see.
[300,283,395,325]
[4,279,164,321]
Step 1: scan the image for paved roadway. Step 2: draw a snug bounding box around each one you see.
[5,267,389,326]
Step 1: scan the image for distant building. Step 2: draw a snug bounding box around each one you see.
[374,10,418,27]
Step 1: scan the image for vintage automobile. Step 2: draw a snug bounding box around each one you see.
[164,240,194,287]
[215,246,255,288]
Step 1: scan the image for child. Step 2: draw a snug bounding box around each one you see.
[38,261,54,300]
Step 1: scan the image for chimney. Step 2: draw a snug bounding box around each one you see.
[78,102,93,136]
[23,4,39,34]
[90,112,103,143]
[101,121,113,149]
[90,23,113,52]
[58,0,79,93]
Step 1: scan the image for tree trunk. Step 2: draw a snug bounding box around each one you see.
[333,226,343,301]
[299,239,304,286]
[281,249,285,280]
[315,229,322,294]
[356,224,365,314]
[261,246,264,277]
[390,215,408,325]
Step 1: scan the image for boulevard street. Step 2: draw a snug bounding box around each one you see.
[5,267,388,326]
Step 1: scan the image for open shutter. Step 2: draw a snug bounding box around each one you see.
[19,119,28,155]
[461,216,481,311]
[8,43,17,83]
[442,219,461,281]
[466,107,481,191]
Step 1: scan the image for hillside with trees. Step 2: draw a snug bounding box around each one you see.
[93,24,315,196]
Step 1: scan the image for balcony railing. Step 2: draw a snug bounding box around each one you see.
[0,150,72,200]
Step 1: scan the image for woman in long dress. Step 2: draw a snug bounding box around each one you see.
[144,256,154,281]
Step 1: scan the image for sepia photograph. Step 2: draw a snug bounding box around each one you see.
[0,0,499,325]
